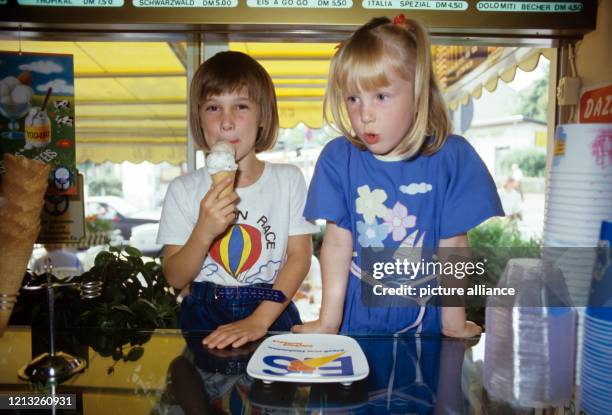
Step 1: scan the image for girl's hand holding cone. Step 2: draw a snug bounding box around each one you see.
[195,177,239,245]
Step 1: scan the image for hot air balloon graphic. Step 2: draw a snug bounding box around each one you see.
[209,223,262,280]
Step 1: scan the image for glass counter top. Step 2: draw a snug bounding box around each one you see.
[0,327,576,414]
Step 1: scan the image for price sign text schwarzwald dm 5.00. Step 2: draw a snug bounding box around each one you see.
[10,0,584,11]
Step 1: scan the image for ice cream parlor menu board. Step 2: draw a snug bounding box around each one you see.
[0,51,77,197]
[0,51,83,243]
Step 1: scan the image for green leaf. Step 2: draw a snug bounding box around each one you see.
[127,256,145,273]
[125,346,145,362]
[111,304,136,317]
[94,251,114,268]
[129,298,158,322]
[144,261,160,273]
[125,246,142,258]
[130,331,153,345]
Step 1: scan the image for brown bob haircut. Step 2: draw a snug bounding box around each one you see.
[189,51,279,153]
[325,17,452,159]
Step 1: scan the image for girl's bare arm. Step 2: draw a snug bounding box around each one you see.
[292,222,353,333]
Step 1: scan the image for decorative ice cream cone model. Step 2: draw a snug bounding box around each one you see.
[3,176,48,198]
[206,142,238,199]
[1,195,45,221]
[1,155,49,226]
[3,153,50,182]
[0,227,41,336]
[0,232,39,336]
[0,154,50,336]
[2,182,47,207]
[0,211,42,241]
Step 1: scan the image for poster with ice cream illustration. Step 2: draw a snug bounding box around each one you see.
[247,334,369,384]
[0,51,76,196]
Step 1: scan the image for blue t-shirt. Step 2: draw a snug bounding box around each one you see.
[304,135,503,333]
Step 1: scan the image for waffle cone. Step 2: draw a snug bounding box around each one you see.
[3,173,49,195]
[3,153,50,182]
[2,182,47,207]
[0,220,41,245]
[0,214,40,245]
[0,237,36,294]
[0,309,14,337]
[0,209,41,235]
[0,238,37,335]
[0,199,44,223]
[211,170,236,199]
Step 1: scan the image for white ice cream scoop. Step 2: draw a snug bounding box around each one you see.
[1,76,20,91]
[11,84,33,105]
[206,141,238,175]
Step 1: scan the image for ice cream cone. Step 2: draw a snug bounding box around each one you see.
[2,182,47,207]
[2,154,50,197]
[3,153,50,181]
[1,198,45,223]
[0,154,49,337]
[211,170,236,199]
[0,308,17,337]
[0,236,37,337]
[206,142,238,199]
[3,174,49,194]
[0,242,33,293]
[0,218,41,245]
[0,209,41,235]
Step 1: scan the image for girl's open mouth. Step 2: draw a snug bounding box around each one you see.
[363,134,380,145]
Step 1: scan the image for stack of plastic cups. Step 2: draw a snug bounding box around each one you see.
[581,308,612,414]
[541,123,612,385]
[580,221,612,414]
[543,124,612,300]
[484,259,576,408]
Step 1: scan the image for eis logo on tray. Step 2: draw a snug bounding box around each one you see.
[261,351,354,376]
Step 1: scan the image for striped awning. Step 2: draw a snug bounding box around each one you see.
[1,40,549,165]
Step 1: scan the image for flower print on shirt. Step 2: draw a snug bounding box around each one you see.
[383,201,416,241]
[357,220,390,247]
[356,185,388,224]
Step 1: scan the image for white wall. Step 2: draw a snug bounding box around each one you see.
[466,121,546,176]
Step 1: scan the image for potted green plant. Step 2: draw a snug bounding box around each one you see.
[76,247,179,371]
[22,246,179,373]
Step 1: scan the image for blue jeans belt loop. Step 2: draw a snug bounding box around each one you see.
[213,286,286,303]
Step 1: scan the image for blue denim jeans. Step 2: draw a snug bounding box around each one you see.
[179,281,302,333]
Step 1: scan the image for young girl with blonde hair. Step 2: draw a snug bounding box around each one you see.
[294,16,503,337]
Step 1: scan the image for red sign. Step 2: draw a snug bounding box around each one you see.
[580,84,612,123]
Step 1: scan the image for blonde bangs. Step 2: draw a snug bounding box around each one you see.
[339,52,390,96]
[326,41,399,148]
[324,17,451,158]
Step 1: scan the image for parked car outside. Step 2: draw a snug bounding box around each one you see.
[129,223,163,257]
[85,196,160,241]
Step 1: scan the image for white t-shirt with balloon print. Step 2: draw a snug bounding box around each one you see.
[157,162,319,286]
